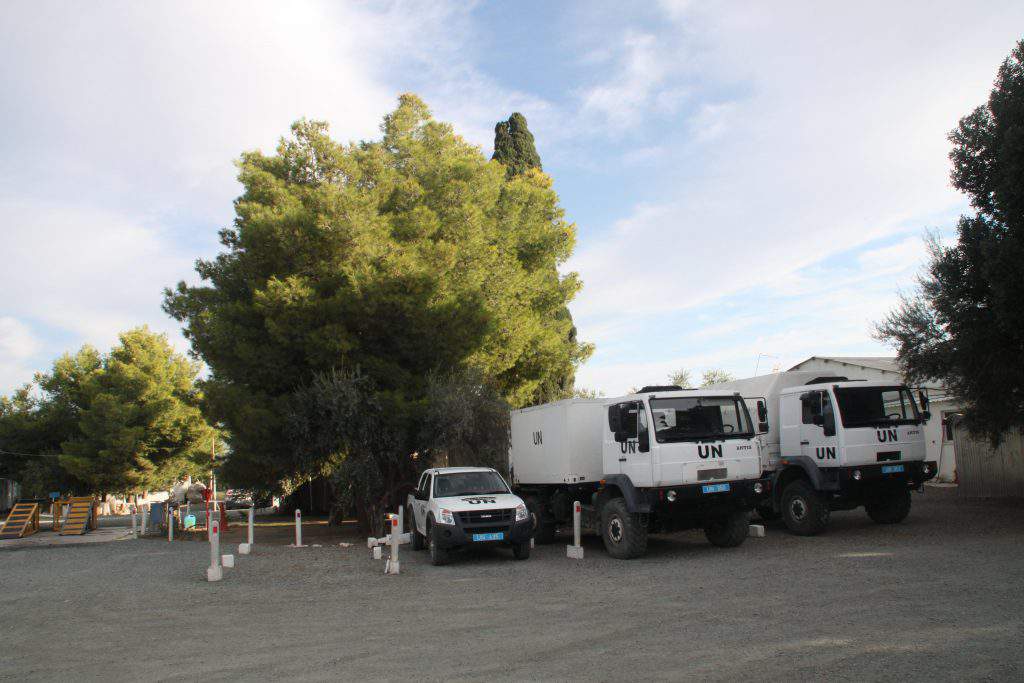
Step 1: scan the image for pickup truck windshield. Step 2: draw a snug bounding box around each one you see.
[649,396,753,442]
[834,386,920,428]
[433,471,509,498]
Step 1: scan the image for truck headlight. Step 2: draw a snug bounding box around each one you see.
[852,470,862,481]
[753,482,763,494]
[515,504,528,522]
[439,508,455,525]
[666,490,677,502]
[922,464,931,475]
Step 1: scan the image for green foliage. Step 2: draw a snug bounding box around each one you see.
[877,39,1024,441]
[0,328,216,495]
[667,368,692,388]
[572,387,604,399]
[700,369,735,387]
[421,369,510,472]
[164,94,589,494]
[492,112,542,178]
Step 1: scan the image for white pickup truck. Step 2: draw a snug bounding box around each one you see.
[406,467,534,565]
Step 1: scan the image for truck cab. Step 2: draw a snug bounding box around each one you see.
[406,467,533,566]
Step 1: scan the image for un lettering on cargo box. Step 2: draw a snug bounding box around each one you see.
[510,399,606,485]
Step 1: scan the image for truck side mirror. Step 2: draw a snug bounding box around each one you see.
[812,414,824,427]
[757,400,768,422]
[922,410,932,422]
[918,389,930,410]
[614,430,627,443]
[758,421,769,434]
[608,405,621,432]
[638,430,649,452]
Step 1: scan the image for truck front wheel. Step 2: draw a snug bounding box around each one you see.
[865,489,912,524]
[781,480,830,536]
[704,510,749,547]
[407,506,424,551]
[600,497,648,559]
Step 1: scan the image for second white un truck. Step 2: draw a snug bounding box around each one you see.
[714,372,938,535]
[509,387,771,559]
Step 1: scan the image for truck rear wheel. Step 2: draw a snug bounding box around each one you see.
[865,489,912,524]
[428,524,449,566]
[407,506,424,550]
[781,480,829,536]
[525,496,556,545]
[600,497,647,559]
[704,510,749,547]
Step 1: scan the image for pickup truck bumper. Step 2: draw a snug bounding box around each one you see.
[432,518,533,550]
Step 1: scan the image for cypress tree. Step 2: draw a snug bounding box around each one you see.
[492,112,542,178]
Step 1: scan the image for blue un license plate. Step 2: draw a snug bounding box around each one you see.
[702,483,731,494]
[882,464,905,474]
[472,532,504,542]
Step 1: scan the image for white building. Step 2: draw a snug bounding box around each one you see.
[788,356,960,482]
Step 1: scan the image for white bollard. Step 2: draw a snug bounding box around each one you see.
[384,511,411,575]
[207,519,223,582]
[290,508,306,547]
[131,509,137,538]
[566,500,584,559]
[239,506,254,555]
[749,524,766,538]
[168,507,174,542]
[140,504,148,536]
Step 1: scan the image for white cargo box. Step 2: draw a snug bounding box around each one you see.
[510,399,606,485]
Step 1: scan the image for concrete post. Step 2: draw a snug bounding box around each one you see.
[566,500,584,559]
[239,506,254,555]
[140,503,148,536]
[207,519,223,582]
[168,507,174,542]
[290,508,306,547]
[131,509,137,538]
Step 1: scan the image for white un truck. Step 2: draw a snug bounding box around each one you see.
[713,372,938,535]
[509,387,771,559]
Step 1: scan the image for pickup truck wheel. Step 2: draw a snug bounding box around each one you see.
[756,504,780,522]
[781,479,830,536]
[512,542,531,560]
[600,497,647,559]
[428,524,449,566]
[704,510,749,547]
[407,506,424,550]
[865,489,912,524]
[525,496,556,545]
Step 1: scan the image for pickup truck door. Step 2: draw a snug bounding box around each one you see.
[412,473,431,532]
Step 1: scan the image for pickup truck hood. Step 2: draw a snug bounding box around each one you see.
[434,493,523,512]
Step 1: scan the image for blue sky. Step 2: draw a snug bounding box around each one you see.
[1,1,1022,396]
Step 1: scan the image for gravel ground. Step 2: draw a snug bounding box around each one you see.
[1,487,1022,681]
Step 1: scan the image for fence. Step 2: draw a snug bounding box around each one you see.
[953,423,1024,498]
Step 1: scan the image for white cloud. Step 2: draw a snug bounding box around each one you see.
[0,318,40,390]
[569,1,1023,389]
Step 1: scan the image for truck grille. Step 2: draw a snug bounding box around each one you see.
[698,468,728,481]
[457,508,513,525]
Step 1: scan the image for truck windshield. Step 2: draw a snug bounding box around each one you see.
[433,471,509,498]
[648,396,753,442]
[833,386,921,428]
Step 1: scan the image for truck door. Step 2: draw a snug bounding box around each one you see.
[608,401,654,487]
[799,390,838,466]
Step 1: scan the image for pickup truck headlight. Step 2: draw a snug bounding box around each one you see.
[439,508,455,525]
[515,504,528,522]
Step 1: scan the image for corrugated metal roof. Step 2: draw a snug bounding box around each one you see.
[789,356,901,373]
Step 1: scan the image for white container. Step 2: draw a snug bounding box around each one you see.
[510,399,606,485]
